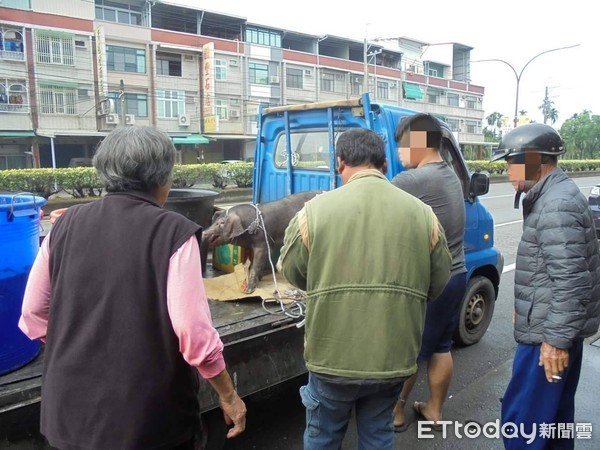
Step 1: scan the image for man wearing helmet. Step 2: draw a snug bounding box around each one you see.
[492,123,600,449]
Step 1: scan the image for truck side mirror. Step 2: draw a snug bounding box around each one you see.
[470,172,489,198]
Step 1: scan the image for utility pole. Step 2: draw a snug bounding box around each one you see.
[542,86,550,124]
[119,79,126,126]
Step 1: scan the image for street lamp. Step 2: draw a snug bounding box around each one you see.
[473,44,580,128]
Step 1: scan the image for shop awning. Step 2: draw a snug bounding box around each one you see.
[0,131,36,138]
[402,82,423,100]
[205,133,256,140]
[171,134,210,145]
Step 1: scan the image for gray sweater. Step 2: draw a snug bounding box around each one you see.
[515,168,600,348]
[392,162,466,275]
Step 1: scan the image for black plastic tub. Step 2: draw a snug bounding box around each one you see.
[163,189,220,273]
[163,188,220,229]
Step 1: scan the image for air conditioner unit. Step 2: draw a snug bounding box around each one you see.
[229,110,240,118]
[304,69,312,76]
[105,114,119,124]
[353,77,361,83]
[440,91,447,96]
[125,114,135,125]
[178,114,190,126]
[229,59,239,66]
[269,75,280,84]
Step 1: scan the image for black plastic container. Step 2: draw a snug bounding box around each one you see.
[163,188,220,272]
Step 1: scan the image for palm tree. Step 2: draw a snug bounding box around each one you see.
[539,96,559,125]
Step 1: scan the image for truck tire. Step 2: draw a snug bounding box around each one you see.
[453,276,495,346]
[200,409,227,450]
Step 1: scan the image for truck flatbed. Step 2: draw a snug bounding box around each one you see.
[0,293,306,415]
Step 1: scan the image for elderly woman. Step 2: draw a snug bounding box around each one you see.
[19,126,246,450]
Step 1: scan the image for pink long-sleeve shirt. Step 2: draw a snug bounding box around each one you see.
[18,234,226,379]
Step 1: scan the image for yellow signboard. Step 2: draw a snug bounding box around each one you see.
[204,115,218,133]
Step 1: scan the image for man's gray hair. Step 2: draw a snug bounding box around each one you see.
[93,126,176,192]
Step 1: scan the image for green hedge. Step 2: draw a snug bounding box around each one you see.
[0,163,254,199]
[1,160,598,199]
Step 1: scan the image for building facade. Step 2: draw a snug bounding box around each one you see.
[0,0,486,169]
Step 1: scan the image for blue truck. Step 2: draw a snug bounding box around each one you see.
[252,93,504,346]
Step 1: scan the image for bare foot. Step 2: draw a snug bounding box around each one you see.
[393,398,406,428]
[413,401,442,423]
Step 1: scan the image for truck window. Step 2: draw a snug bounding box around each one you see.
[274,131,340,170]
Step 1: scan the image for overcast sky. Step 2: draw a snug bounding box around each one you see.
[172,0,597,128]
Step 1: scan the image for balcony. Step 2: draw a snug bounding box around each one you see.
[0,49,25,61]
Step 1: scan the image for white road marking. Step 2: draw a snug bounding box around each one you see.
[503,263,516,273]
[495,220,523,227]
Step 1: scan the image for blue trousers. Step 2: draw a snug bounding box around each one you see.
[300,372,404,450]
[501,341,583,450]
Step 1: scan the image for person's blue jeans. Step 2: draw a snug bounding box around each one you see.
[300,372,404,450]
[501,341,583,450]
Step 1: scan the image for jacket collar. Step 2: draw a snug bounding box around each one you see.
[522,167,567,216]
[347,169,388,184]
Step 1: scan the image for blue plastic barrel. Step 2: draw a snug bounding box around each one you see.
[0,193,46,375]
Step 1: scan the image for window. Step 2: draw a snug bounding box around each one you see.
[428,68,438,77]
[156,52,181,77]
[95,0,142,25]
[245,27,281,47]
[249,62,268,84]
[447,93,459,107]
[464,96,476,109]
[286,68,303,89]
[274,131,338,170]
[107,45,146,73]
[0,80,28,112]
[427,91,439,104]
[321,73,335,92]
[215,59,227,81]
[465,120,479,133]
[350,76,362,95]
[377,82,389,100]
[39,84,77,115]
[0,27,25,60]
[157,90,184,118]
[216,99,228,120]
[446,118,460,132]
[36,32,74,65]
[108,92,148,117]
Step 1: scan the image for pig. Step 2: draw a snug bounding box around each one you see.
[202,191,322,293]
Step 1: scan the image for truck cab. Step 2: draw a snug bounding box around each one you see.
[252,93,503,345]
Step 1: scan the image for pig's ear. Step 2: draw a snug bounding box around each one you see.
[223,212,246,238]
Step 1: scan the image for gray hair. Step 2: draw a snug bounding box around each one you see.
[93,126,176,193]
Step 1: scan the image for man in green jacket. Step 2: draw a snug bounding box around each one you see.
[278,128,452,450]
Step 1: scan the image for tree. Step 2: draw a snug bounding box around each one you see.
[560,111,600,159]
[484,112,504,140]
[539,96,559,125]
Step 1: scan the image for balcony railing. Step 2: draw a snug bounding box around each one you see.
[0,50,25,61]
[0,104,29,112]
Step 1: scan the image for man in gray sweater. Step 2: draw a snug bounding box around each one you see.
[492,123,600,450]
[391,113,466,432]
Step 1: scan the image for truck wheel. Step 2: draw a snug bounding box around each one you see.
[453,276,495,346]
[200,409,227,450]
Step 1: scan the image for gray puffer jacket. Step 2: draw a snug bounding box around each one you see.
[514,168,600,349]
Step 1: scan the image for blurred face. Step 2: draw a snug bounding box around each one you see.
[397,130,431,168]
[506,152,543,192]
